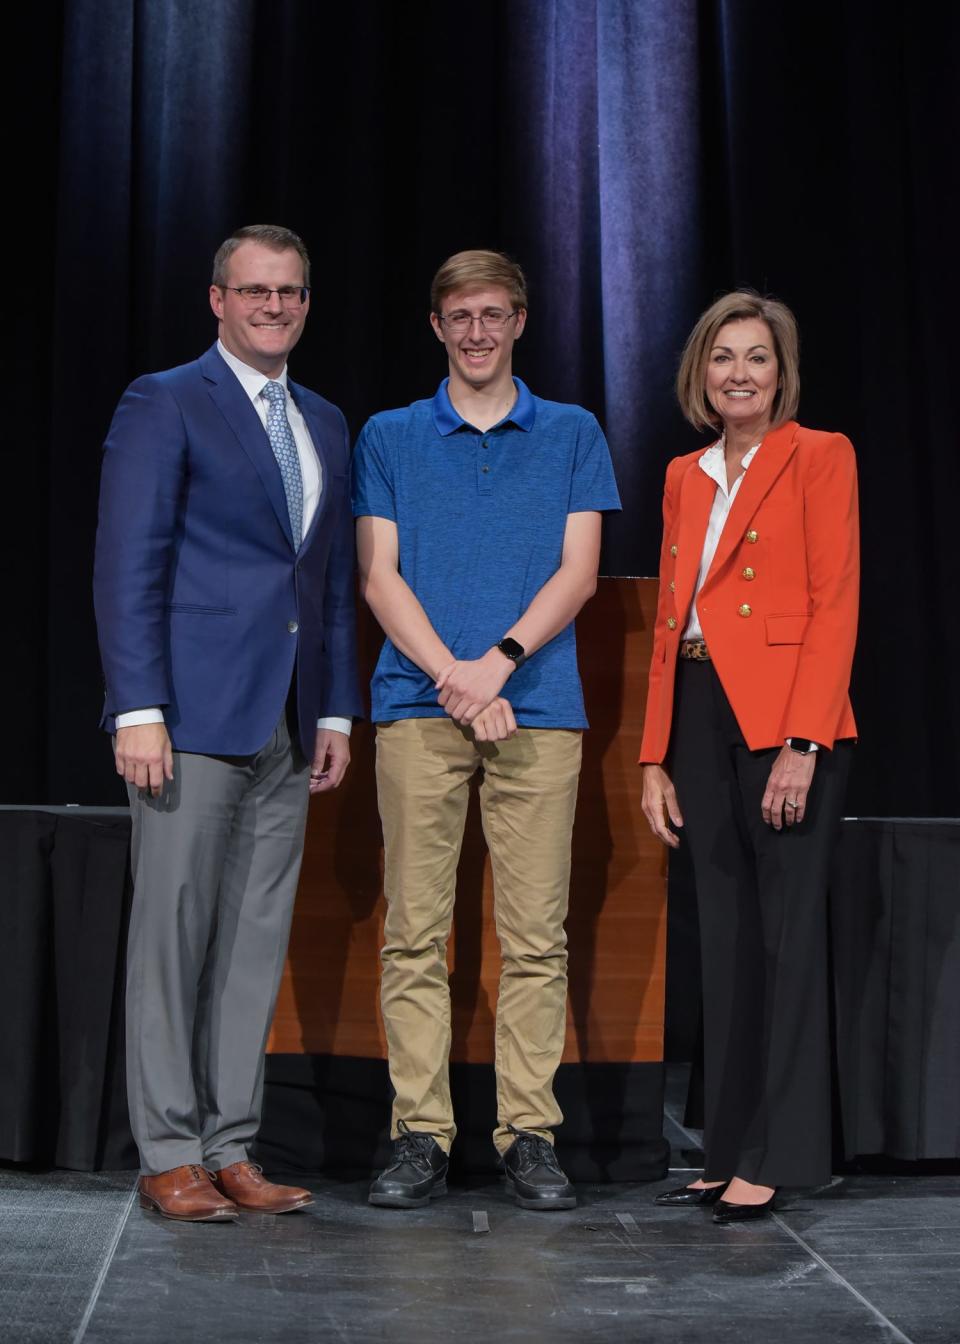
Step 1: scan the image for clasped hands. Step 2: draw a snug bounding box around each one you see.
[435,648,518,742]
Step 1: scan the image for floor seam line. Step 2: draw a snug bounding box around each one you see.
[663,1110,703,1149]
[771,1213,915,1344]
[71,1177,139,1344]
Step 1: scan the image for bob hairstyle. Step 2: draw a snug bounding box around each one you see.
[676,290,800,432]
[430,249,528,314]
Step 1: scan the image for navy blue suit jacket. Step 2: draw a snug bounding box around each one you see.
[94,344,362,757]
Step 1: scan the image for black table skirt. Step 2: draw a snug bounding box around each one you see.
[1,808,956,1172]
[0,809,136,1169]
[831,819,960,1161]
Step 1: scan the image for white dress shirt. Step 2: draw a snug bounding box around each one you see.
[216,341,322,533]
[115,343,351,738]
[682,439,759,641]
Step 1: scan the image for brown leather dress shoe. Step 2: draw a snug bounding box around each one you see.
[139,1165,239,1222]
[210,1161,314,1214]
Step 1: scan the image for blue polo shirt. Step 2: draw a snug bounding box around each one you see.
[352,377,621,728]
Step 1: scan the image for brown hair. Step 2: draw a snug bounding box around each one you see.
[676,290,800,431]
[430,249,528,313]
[212,225,311,288]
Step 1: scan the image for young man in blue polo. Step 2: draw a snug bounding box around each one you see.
[352,249,620,1209]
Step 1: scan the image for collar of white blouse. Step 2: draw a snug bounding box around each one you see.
[681,437,762,641]
[698,435,761,496]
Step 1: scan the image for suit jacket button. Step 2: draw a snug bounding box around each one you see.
[668,580,675,592]
[287,620,299,633]
[670,544,678,556]
[742,567,756,580]
[738,604,752,618]
[666,617,678,630]
[745,529,758,543]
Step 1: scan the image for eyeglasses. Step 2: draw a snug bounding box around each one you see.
[437,308,519,334]
[222,285,311,307]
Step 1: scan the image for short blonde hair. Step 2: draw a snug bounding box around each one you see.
[212,225,310,288]
[676,290,800,431]
[430,249,528,313]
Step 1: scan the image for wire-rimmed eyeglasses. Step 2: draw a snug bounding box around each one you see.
[437,308,520,334]
[222,285,310,307]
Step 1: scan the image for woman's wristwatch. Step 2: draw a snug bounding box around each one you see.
[786,737,819,754]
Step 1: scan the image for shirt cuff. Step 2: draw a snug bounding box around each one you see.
[317,716,352,737]
[115,708,165,728]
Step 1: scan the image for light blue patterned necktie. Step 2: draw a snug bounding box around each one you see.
[261,379,304,547]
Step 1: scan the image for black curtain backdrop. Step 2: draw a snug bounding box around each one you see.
[8,0,958,813]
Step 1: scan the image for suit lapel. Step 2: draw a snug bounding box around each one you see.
[674,461,716,616]
[704,420,799,583]
[200,344,295,549]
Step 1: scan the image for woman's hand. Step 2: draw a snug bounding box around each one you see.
[641,764,683,848]
[761,746,816,829]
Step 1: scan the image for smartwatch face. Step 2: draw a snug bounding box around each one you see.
[498,638,525,662]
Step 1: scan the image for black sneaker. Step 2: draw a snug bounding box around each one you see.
[368,1120,449,1209]
[501,1125,576,1210]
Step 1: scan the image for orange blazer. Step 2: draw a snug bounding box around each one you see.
[639,420,859,761]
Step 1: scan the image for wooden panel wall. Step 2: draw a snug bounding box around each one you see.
[269,577,667,1064]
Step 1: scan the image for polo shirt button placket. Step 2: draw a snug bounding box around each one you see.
[478,437,493,495]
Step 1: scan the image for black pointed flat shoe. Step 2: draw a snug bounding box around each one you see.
[713,1190,777,1223]
[654,1181,729,1207]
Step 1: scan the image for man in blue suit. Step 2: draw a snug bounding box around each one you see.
[94,224,361,1221]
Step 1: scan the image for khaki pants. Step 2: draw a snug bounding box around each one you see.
[375,717,582,1154]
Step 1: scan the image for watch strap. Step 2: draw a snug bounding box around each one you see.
[496,637,526,667]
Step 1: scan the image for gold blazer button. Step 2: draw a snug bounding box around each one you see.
[745,529,758,544]
[667,617,678,630]
[669,580,675,591]
[670,544,678,556]
[742,567,756,581]
[738,604,752,618]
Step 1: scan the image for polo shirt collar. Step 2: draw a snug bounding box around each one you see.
[431,377,536,436]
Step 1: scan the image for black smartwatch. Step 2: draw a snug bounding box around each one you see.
[496,637,526,668]
[787,737,817,755]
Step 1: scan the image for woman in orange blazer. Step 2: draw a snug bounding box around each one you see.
[640,291,858,1223]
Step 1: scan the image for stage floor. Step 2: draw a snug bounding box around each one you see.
[2,1077,958,1344]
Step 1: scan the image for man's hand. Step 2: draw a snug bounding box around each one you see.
[641,764,683,848]
[310,728,350,794]
[435,649,513,725]
[761,746,816,829]
[471,697,518,743]
[115,723,174,798]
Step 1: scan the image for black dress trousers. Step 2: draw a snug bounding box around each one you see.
[668,658,851,1188]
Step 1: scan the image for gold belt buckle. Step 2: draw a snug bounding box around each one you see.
[680,639,710,661]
